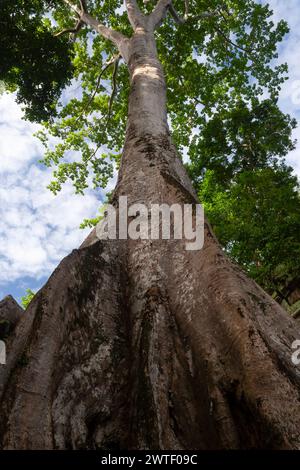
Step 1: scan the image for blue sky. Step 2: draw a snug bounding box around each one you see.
[1,0,300,305]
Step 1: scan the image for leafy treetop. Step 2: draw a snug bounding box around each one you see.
[0,0,291,196]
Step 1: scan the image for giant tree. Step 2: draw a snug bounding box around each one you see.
[1,0,300,450]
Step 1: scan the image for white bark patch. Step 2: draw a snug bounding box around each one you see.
[132,65,162,81]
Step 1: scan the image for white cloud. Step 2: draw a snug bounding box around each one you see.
[262,0,300,178]
[0,95,42,173]
[0,161,103,284]
[0,94,105,286]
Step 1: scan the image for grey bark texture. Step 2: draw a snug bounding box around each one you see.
[0,296,23,337]
[1,4,300,450]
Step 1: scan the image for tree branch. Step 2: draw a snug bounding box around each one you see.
[79,0,87,12]
[62,0,129,61]
[168,3,185,24]
[125,0,146,30]
[63,0,81,16]
[106,56,120,128]
[82,12,127,47]
[150,0,216,29]
[168,3,217,25]
[74,54,120,126]
[213,25,252,55]
[54,18,83,37]
[165,3,249,59]
[149,0,172,30]
[184,0,189,18]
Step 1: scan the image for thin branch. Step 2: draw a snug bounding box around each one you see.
[89,143,102,161]
[74,54,120,126]
[63,0,81,16]
[168,2,217,26]
[125,0,146,30]
[213,25,252,55]
[193,11,218,21]
[70,58,118,166]
[62,0,130,61]
[54,18,83,37]
[184,0,189,19]
[106,56,120,128]
[79,0,87,12]
[168,4,185,24]
[178,76,205,108]
[214,7,248,54]
[217,7,230,24]
[166,3,251,60]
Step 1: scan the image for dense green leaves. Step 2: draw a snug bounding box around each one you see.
[159,0,289,152]
[0,0,74,122]
[199,166,300,294]
[187,97,299,295]
[186,95,299,294]
[1,0,291,195]
[187,99,297,186]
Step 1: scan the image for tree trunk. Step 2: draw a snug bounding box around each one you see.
[1,29,300,450]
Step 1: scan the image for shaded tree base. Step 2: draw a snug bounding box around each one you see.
[1,235,300,449]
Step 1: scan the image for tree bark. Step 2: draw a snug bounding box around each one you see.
[1,27,300,451]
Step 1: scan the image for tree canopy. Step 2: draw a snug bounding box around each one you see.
[187,99,297,186]
[199,165,300,295]
[1,0,74,122]
[0,0,290,195]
